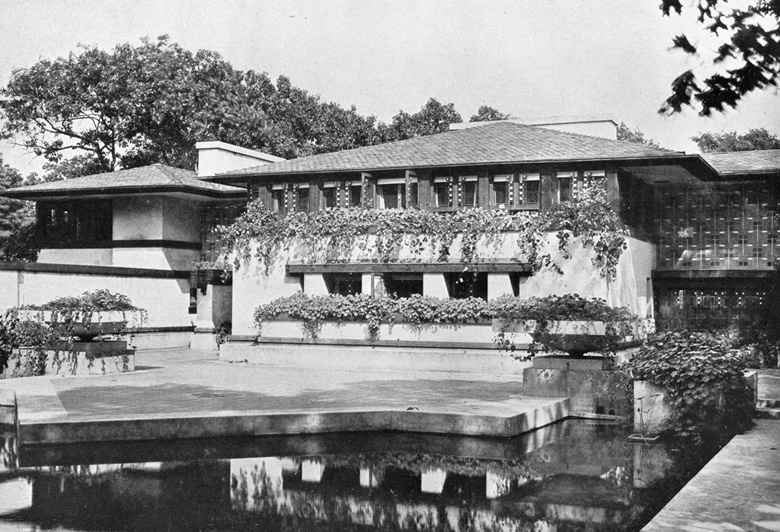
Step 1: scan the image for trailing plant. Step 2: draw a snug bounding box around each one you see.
[220,185,629,279]
[0,310,19,375]
[255,293,491,342]
[22,289,142,312]
[621,330,755,443]
[490,293,637,359]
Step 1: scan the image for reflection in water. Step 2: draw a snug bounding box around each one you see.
[0,421,704,532]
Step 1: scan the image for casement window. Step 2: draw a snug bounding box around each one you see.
[446,271,488,300]
[38,200,112,242]
[271,184,287,212]
[583,170,606,190]
[433,177,452,208]
[520,174,541,205]
[348,181,362,207]
[293,184,310,212]
[459,176,478,207]
[556,171,576,202]
[322,182,339,209]
[492,175,513,207]
[383,273,423,298]
[376,175,418,209]
[324,273,362,296]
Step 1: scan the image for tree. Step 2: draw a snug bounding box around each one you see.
[692,128,780,152]
[0,36,273,172]
[379,98,462,141]
[616,122,661,148]
[265,76,382,159]
[658,0,780,116]
[0,155,37,262]
[470,106,511,122]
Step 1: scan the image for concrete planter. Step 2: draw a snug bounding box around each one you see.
[259,319,497,346]
[493,319,640,357]
[5,342,134,377]
[17,310,144,340]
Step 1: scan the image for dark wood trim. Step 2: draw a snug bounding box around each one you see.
[0,261,190,279]
[39,239,202,251]
[2,185,245,201]
[652,269,774,280]
[287,262,533,274]
[233,336,521,351]
[127,326,196,333]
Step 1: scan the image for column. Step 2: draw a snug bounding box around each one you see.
[423,273,449,298]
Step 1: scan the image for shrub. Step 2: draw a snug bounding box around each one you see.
[622,330,755,443]
[22,289,141,312]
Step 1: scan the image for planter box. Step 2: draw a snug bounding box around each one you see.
[16,310,144,340]
[6,342,134,378]
[493,319,640,357]
[259,319,498,347]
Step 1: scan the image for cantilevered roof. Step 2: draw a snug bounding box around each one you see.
[701,150,780,176]
[0,164,245,200]
[211,122,699,181]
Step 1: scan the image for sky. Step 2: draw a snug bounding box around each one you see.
[1,0,779,176]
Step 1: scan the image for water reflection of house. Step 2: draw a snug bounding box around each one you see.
[1,121,779,349]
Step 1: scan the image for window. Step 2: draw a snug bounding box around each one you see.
[324,273,362,296]
[383,273,423,298]
[322,183,338,209]
[460,176,478,207]
[433,177,451,208]
[521,174,540,205]
[493,175,512,207]
[294,185,310,212]
[348,182,362,207]
[556,172,576,202]
[271,186,286,212]
[376,176,416,209]
[446,272,488,300]
[38,200,112,242]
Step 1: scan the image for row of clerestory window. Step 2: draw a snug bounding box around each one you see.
[250,170,606,212]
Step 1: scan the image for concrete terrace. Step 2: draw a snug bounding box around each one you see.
[642,369,780,532]
[1,348,568,444]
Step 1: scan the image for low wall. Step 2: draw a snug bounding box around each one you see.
[220,341,531,381]
[0,262,194,349]
[257,319,530,349]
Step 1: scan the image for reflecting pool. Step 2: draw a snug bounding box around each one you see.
[0,420,715,532]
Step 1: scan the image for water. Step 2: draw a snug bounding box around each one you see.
[0,420,716,532]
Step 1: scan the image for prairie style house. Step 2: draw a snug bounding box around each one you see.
[2,120,779,348]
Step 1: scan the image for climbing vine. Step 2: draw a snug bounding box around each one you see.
[220,184,629,279]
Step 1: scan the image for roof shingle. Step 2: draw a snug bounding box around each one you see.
[1,164,243,199]
[701,150,780,175]
[217,122,681,178]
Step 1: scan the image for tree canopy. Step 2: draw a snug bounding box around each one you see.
[616,122,661,148]
[692,128,780,152]
[658,0,780,116]
[0,155,37,261]
[379,98,463,141]
[469,106,511,122]
[0,36,272,172]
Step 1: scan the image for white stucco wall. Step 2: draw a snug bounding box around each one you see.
[229,231,652,336]
[113,197,164,240]
[162,197,202,243]
[37,248,113,266]
[0,270,193,329]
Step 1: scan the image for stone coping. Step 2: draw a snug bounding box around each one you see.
[19,398,570,444]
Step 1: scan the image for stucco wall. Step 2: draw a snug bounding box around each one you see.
[162,197,202,243]
[0,269,193,329]
[37,248,113,266]
[229,231,652,336]
[113,197,164,240]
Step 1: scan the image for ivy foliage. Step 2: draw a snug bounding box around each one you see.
[490,294,637,359]
[221,184,629,280]
[21,289,141,312]
[622,330,755,442]
[255,293,490,342]
[254,292,637,351]
[0,309,56,377]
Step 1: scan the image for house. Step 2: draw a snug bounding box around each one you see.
[2,120,779,352]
